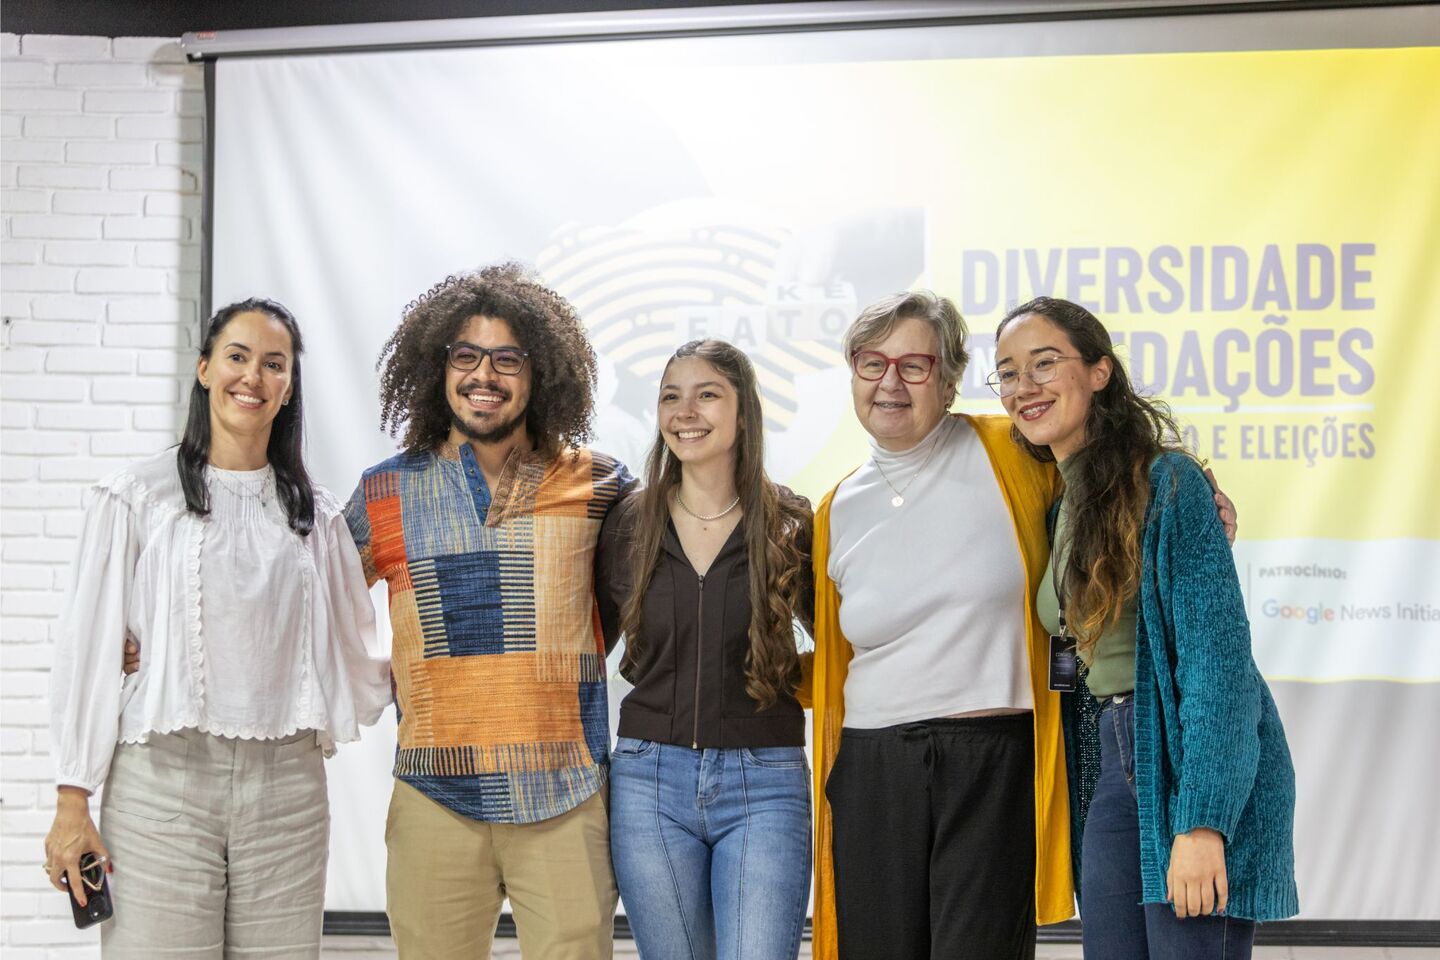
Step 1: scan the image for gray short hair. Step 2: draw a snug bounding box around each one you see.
[843,290,970,393]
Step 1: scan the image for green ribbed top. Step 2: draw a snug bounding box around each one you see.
[1036,458,1136,698]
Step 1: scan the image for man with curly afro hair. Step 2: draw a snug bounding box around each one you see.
[342,263,635,958]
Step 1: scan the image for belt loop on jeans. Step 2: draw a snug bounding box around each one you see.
[1098,693,1129,719]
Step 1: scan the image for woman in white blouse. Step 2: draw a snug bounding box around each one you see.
[45,298,391,958]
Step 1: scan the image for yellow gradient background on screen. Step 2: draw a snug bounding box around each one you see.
[642,47,1440,543]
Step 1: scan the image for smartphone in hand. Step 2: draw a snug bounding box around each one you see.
[66,853,114,929]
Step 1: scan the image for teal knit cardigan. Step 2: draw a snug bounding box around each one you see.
[1063,453,1300,922]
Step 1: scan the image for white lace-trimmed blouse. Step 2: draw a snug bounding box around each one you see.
[51,449,392,794]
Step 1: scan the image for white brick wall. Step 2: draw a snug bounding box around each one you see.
[1,33,201,957]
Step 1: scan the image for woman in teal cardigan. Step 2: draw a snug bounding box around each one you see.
[990,296,1298,959]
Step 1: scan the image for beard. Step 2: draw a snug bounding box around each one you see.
[451,407,527,444]
[450,386,528,444]
[448,377,529,445]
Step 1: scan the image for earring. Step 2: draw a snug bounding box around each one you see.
[282,399,290,406]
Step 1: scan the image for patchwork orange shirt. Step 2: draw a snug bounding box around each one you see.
[343,443,634,823]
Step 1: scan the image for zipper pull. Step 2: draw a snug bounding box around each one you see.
[693,573,705,752]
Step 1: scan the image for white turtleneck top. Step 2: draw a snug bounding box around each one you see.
[828,415,1032,728]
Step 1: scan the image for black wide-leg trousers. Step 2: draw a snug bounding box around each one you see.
[826,714,1038,960]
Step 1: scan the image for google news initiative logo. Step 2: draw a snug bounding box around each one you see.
[1260,599,1440,624]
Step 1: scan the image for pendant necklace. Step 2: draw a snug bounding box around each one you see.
[872,431,941,507]
[675,489,740,523]
[209,465,275,508]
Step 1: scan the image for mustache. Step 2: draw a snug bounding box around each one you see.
[457,379,511,400]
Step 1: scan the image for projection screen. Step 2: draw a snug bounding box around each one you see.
[204,3,1440,924]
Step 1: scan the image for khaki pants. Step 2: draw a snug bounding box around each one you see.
[99,729,328,959]
[385,779,616,960]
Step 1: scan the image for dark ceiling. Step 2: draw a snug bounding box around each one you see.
[1,0,801,39]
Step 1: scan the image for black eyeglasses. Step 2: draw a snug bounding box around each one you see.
[446,343,529,376]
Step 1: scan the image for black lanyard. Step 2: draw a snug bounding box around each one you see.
[1049,494,1070,639]
[1047,495,1077,693]
[1053,546,1070,642]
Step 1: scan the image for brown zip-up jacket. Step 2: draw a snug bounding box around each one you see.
[595,487,814,749]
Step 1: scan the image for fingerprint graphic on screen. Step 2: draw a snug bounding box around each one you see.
[536,202,924,468]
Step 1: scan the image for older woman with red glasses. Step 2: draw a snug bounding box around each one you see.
[802,290,1235,960]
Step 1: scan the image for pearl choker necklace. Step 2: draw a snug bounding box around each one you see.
[675,490,740,522]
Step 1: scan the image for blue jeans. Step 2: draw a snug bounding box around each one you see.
[609,738,811,960]
[1081,697,1256,960]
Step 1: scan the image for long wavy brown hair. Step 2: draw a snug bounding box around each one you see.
[376,263,596,457]
[997,297,1189,652]
[619,340,810,710]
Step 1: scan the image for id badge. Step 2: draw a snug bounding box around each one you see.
[1048,633,1078,692]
